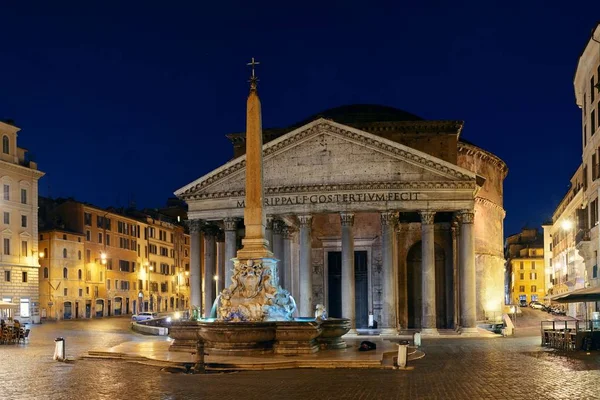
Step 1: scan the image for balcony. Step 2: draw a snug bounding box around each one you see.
[576,229,593,261]
[575,229,591,244]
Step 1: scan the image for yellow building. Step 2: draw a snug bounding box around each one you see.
[38,198,190,320]
[505,228,545,305]
[0,120,45,323]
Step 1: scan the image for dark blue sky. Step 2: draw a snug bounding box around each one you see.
[2,1,599,236]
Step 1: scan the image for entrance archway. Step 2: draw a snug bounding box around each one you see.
[406,241,446,329]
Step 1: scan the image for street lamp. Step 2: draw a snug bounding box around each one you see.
[214,275,219,300]
[100,252,107,265]
[561,219,573,231]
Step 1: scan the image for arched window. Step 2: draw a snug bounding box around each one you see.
[63,267,68,279]
[43,267,48,279]
[2,135,9,154]
[63,248,67,258]
[78,269,82,280]
[78,250,81,260]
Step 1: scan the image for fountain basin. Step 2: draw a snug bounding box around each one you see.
[274,321,322,355]
[198,320,277,355]
[317,318,351,349]
[168,321,201,352]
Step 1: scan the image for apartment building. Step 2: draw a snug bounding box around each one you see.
[505,228,545,306]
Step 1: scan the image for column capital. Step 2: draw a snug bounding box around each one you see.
[223,217,239,231]
[340,212,354,226]
[419,211,436,225]
[297,214,313,227]
[201,223,220,237]
[266,215,274,230]
[380,211,397,226]
[459,210,475,224]
[273,219,286,234]
[216,230,225,242]
[282,225,296,239]
[186,219,203,234]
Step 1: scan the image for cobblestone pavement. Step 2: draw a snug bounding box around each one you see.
[1,319,600,399]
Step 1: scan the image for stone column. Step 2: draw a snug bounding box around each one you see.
[216,230,225,293]
[459,210,477,332]
[380,211,397,334]
[420,211,437,334]
[451,220,459,329]
[223,218,238,291]
[298,215,313,317]
[188,220,202,311]
[282,226,295,292]
[203,226,217,318]
[272,220,285,286]
[340,212,356,331]
[265,216,274,251]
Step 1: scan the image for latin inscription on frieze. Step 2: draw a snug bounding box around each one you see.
[236,192,420,208]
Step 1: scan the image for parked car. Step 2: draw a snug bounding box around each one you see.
[529,301,544,309]
[519,300,528,307]
[131,312,158,322]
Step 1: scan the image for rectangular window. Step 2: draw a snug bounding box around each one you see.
[79,288,83,297]
[531,285,537,292]
[21,215,27,228]
[106,234,110,246]
[592,110,597,135]
[3,212,9,224]
[84,212,92,226]
[3,238,9,255]
[519,285,525,292]
[593,154,597,180]
[86,286,90,295]
[3,184,9,200]
[519,273,524,280]
[20,299,30,317]
[64,288,68,296]
[86,249,91,263]
[531,261,535,270]
[520,261,524,270]
[4,270,10,282]
[21,240,27,256]
[107,279,111,290]
[86,230,91,241]
[98,233,103,244]
[22,271,27,282]
[592,77,596,103]
[20,188,27,204]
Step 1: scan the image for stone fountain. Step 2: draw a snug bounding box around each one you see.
[170,59,349,355]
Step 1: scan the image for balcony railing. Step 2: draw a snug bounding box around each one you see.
[576,229,591,244]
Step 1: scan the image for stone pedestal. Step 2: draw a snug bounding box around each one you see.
[316,318,351,349]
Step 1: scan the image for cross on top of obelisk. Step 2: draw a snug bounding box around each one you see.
[247,57,260,90]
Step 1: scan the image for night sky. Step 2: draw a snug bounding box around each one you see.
[2,2,599,237]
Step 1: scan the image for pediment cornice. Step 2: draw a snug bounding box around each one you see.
[176,119,476,199]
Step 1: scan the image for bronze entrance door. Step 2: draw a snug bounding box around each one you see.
[327,250,369,328]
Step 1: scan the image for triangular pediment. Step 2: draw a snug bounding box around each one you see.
[176,119,477,199]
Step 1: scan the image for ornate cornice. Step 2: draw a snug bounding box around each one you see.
[186,180,477,200]
[419,211,436,225]
[458,142,508,179]
[340,212,355,226]
[178,120,475,198]
[474,197,506,218]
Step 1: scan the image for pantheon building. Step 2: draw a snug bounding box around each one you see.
[176,104,507,333]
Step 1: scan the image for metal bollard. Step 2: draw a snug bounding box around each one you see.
[397,340,410,368]
[193,340,205,373]
[413,332,421,347]
[53,337,65,362]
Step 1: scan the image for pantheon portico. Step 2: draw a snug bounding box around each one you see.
[176,105,507,333]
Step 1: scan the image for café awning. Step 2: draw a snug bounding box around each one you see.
[0,301,18,310]
[553,286,600,303]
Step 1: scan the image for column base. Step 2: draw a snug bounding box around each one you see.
[380,328,399,336]
[459,327,479,336]
[420,328,439,336]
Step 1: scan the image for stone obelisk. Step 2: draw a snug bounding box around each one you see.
[236,57,272,261]
[217,59,295,322]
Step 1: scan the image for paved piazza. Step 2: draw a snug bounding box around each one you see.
[1,318,599,399]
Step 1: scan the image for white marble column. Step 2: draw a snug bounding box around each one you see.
[282,226,294,292]
[216,231,225,293]
[272,219,285,286]
[340,212,356,331]
[380,211,397,334]
[459,210,477,332]
[298,215,313,317]
[451,220,459,329]
[223,218,238,291]
[188,220,202,311]
[420,211,437,334]
[265,216,274,251]
[203,226,217,318]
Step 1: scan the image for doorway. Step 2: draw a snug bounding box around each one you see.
[327,251,369,328]
[75,302,79,319]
